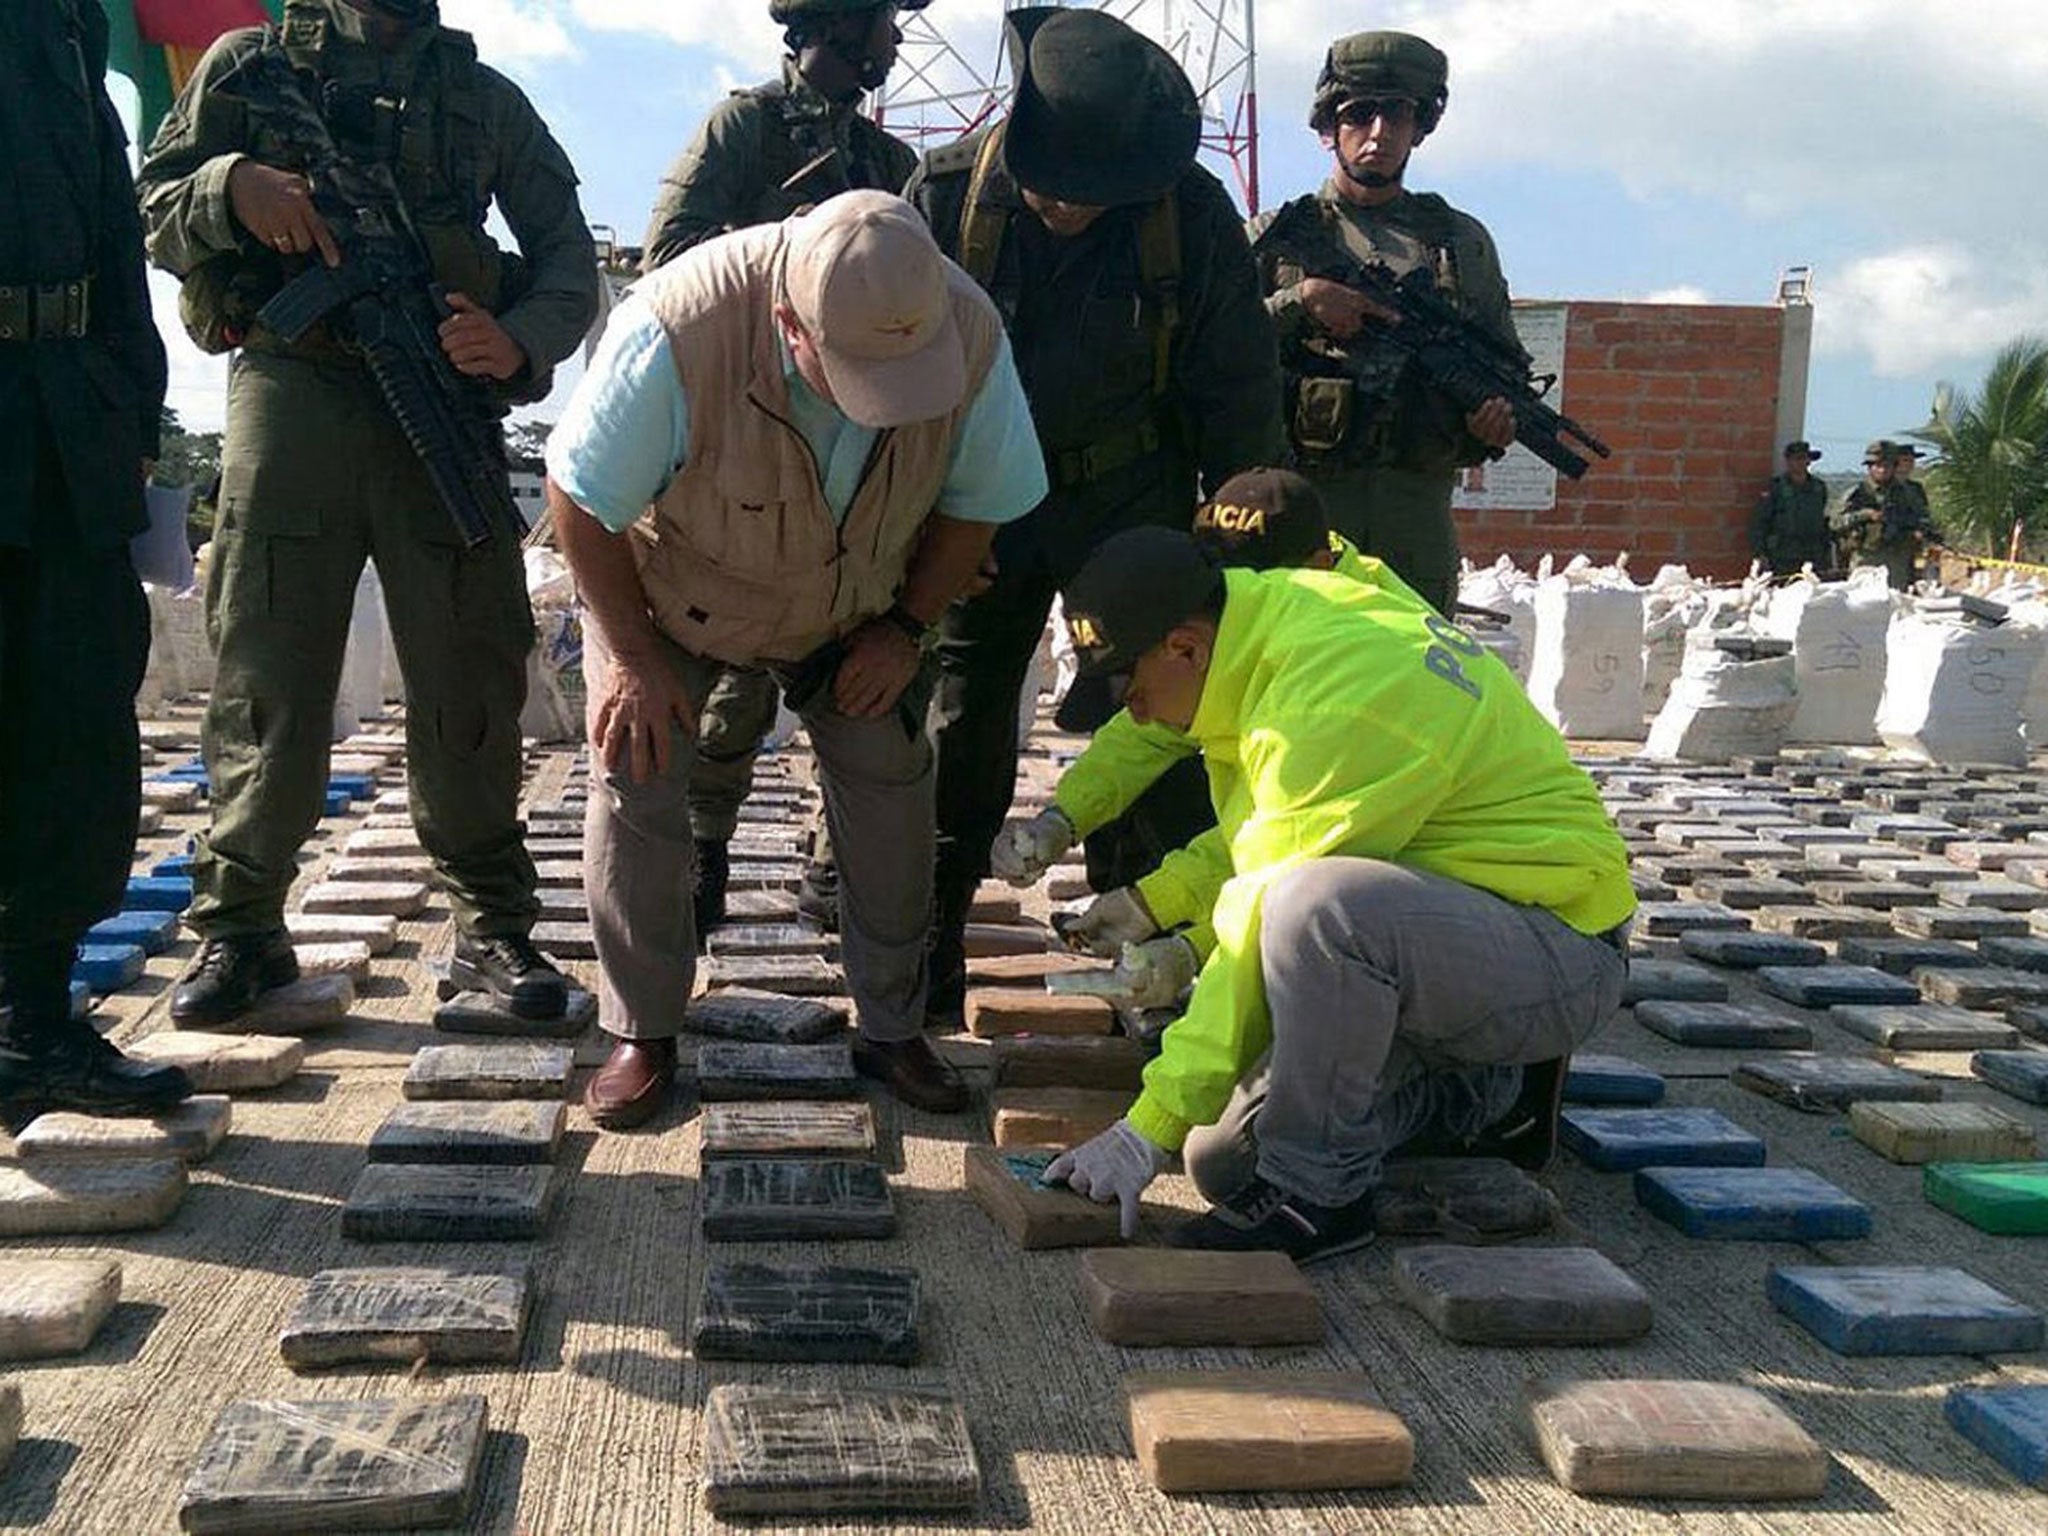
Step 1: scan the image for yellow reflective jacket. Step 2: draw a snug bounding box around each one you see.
[1050,534,1420,954]
[1124,566,1635,1152]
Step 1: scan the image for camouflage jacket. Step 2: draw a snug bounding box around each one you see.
[641,61,918,271]
[1252,180,1519,474]
[136,0,597,402]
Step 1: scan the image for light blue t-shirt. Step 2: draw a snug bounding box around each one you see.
[546,290,1047,533]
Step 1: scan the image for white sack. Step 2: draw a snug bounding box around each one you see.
[1875,613,2044,766]
[1761,567,1893,745]
[1645,639,1798,762]
[1526,575,1646,739]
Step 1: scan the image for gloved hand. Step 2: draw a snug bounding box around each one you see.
[1057,935,1199,1010]
[989,806,1075,886]
[1045,1118,1172,1238]
[1060,886,1158,958]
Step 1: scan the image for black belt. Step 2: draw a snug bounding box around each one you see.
[1050,417,1162,491]
[0,277,93,342]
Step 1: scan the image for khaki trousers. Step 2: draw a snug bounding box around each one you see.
[582,621,932,1043]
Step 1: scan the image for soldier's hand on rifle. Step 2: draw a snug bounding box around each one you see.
[438,293,528,381]
[833,618,922,719]
[1296,276,1398,339]
[228,161,341,268]
[591,643,699,785]
[1465,396,1516,450]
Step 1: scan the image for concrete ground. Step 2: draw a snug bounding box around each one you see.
[5,701,2047,1533]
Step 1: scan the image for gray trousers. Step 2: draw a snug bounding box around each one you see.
[582,622,932,1044]
[1183,859,1627,1208]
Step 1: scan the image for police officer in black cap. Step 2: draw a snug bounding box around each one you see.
[0,0,194,1124]
[907,6,1284,1025]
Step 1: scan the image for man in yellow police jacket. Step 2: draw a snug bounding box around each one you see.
[992,468,1419,962]
[1042,525,1633,1259]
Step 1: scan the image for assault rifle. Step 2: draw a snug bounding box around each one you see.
[232,45,515,548]
[1254,197,1611,479]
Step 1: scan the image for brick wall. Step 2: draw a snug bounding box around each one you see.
[1458,302,1789,581]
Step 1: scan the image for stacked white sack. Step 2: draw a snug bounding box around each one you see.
[1875,607,2043,766]
[1457,555,1538,683]
[331,564,387,740]
[1645,632,1798,762]
[1760,566,1894,745]
[1526,557,1646,739]
[520,547,584,744]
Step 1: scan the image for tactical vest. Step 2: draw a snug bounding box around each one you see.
[950,122,1181,487]
[735,75,905,217]
[1265,188,1478,466]
[179,1,517,355]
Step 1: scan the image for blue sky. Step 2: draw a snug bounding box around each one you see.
[138,0,2048,478]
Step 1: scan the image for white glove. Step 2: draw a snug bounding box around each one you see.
[1045,1118,1171,1238]
[1061,886,1158,958]
[1056,935,1199,1011]
[989,806,1075,886]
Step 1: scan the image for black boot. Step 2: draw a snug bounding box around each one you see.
[693,839,730,936]
[0,1031,193,1133]
[171,930,299,1026]
[448,934,568,1020]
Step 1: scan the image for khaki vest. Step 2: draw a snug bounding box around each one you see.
[632,224,1001,665]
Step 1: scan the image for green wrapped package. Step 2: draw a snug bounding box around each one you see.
[1924,1161,2048,1235]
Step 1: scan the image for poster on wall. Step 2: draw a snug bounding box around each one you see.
[1450,303,1569,514]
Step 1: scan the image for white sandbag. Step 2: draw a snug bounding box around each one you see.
[518,548,584,743]
[132,483,195,590]
[331,565,387,739]
[1979,585,2048,746]
[1458,556,1538,683]
[1526,572,1646,739]
[1640,565,1709,714]
[1645,638,1798,762]
[140,581,213,706]
[1875,611,2044,766]
[1760,567,1893,745]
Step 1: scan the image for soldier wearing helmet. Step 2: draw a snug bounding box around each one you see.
[1251,31,1524,617]
[640,1,928,935]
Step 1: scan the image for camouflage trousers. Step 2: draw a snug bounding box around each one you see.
[1306,458,1460,617]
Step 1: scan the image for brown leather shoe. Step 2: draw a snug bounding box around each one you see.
[852,1034,969,1114]
[585,1036,676,1130]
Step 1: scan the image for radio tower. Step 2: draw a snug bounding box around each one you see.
[877,0,1262,212]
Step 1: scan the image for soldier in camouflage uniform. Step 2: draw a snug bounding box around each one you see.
[1252,31,1520,618]
[137,0,599,1023]
[907,8,1284,1024]
[1749,439,1831,575]
[0,0,194,1125]
[639,0,924,932]
[1835,439,1937,590]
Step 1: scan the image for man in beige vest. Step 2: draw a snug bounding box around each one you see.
[547,191,1046,1128]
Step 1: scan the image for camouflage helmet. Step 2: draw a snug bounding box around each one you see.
[770,0,927,23]
[1310,31,1449,134]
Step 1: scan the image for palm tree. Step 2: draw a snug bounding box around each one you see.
[1906,336,2048,561]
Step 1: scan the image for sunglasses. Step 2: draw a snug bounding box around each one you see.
[1335,97,1419,130]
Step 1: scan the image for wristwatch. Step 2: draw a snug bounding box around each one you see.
[880,601,936,650]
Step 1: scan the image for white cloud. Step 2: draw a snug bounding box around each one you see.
[441,0,576,63]
[1240,1,2048,375]
[566,0,780,68]
[1635,285,1714,306]
[1816,244,2048,378]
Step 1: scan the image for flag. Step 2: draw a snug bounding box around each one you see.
[102,0,281,144]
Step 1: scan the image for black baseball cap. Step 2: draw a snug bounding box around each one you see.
[1190,466,1332,571]
[1055,527,1224,733]
[1782,440,1821,461]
